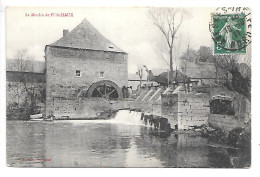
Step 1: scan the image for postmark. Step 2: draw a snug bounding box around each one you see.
[209,7,251,54]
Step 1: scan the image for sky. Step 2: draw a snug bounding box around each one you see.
[6,7,220,73]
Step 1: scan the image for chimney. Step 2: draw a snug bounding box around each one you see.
[63,29,69,37]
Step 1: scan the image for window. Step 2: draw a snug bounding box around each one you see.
[76,70,81,77]
[100,72,104,78]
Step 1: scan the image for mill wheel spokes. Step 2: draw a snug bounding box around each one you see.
[92,84,119,99]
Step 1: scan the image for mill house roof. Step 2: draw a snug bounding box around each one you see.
[49,18,126,53]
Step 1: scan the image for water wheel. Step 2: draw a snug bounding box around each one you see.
[86,80,122,99]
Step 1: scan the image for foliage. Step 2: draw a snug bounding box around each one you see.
[228,121,251,148]
[6,101,41,120]
[199,124,251,149]
[214,55,251,99]
[197,46,214,62]
[180,46,213,64]
[180,47,198,63]
[179,45,251,99]
[207,127,228,144]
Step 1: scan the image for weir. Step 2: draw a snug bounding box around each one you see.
[113,109,172,132]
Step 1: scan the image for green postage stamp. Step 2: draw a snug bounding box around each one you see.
[210,8,251,54]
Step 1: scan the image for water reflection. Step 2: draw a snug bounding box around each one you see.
[6,120,249,168]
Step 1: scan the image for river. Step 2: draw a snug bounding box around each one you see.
[6,119,250,168]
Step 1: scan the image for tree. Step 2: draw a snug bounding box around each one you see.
[214,55,236,85]
[148,8,183,84]
[214,55,251,99]
[7,49,45,119]
[138,68,143,89]
[180,46,198,72]
[197,46,214,62]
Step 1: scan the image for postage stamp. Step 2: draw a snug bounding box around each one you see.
[213,14,246,54]
[209,7,251,54]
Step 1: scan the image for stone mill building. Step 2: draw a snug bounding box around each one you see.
[45,19,128,118]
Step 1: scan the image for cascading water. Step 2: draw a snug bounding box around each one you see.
[112,109,145,126]
[110,109,172,133]
[68,109,171,133]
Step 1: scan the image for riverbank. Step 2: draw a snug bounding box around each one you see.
[174,123,251,150]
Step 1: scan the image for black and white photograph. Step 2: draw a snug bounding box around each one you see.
[4,6,252,168]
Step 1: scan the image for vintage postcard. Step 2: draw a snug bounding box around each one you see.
[6,7,251,168]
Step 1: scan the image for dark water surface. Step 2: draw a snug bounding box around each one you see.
[6,120,250,167]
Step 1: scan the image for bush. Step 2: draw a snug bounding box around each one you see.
[6,101,41,120]
[227,126,251,148]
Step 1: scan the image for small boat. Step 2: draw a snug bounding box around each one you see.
[44,114,55,121]
[30,118,44,121]
[44,117,54,121]
[30,114,43,121]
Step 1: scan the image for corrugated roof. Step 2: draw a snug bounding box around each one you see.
[49,18,125,53]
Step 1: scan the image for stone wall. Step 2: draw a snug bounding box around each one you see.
[178,92,210,130]
[45,46,128,117]
[51,98,111,119]
[6,71,45,83]
[160,91,210,130]
[161,94,178,128]
[49,95,164,120]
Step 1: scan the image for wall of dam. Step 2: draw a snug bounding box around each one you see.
[50,85,211,131]
[50,85,249,132]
